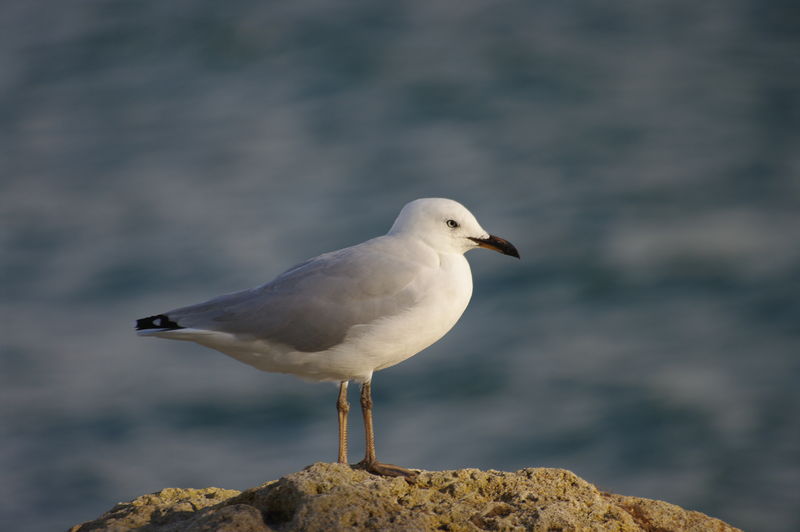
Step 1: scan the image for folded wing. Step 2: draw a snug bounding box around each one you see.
[137,238,423,353]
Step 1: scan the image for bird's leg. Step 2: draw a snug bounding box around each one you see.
[337,381,349,464]
[356,380,417,478]
[360,380,377,465]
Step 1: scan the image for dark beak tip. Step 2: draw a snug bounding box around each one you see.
[491,235,520,260]
[471,235,520,259]
[505,245,520,259]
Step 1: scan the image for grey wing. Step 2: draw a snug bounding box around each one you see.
[164,240,421,352]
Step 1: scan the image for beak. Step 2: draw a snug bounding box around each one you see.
[468,234,520,259]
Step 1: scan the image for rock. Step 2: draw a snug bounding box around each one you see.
[67,487,252,532]
[69,463,741,531]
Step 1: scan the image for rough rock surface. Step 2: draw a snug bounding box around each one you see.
[70,463,741,531]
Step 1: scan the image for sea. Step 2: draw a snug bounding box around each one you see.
[1,1,798,530]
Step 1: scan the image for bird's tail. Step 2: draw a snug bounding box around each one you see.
[135,314,183,335]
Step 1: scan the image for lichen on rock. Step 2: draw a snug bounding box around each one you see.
[69,463,741,531]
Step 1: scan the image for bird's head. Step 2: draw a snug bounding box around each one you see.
[388,198,519,258]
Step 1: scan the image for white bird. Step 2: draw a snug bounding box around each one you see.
[136,198,519,477]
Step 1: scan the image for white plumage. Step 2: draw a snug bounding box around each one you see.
[136,197,518,477]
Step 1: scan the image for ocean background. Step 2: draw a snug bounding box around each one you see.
[2,1,798,530]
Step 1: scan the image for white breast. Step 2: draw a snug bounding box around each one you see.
[323,251,473,380]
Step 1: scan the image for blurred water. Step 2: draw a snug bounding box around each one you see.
[2,1,799,531]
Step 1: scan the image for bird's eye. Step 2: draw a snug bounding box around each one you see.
[446,219,459,229]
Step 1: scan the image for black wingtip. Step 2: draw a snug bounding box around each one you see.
[136,314,183,331]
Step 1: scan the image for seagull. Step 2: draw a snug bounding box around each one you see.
[136,198,519,477]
